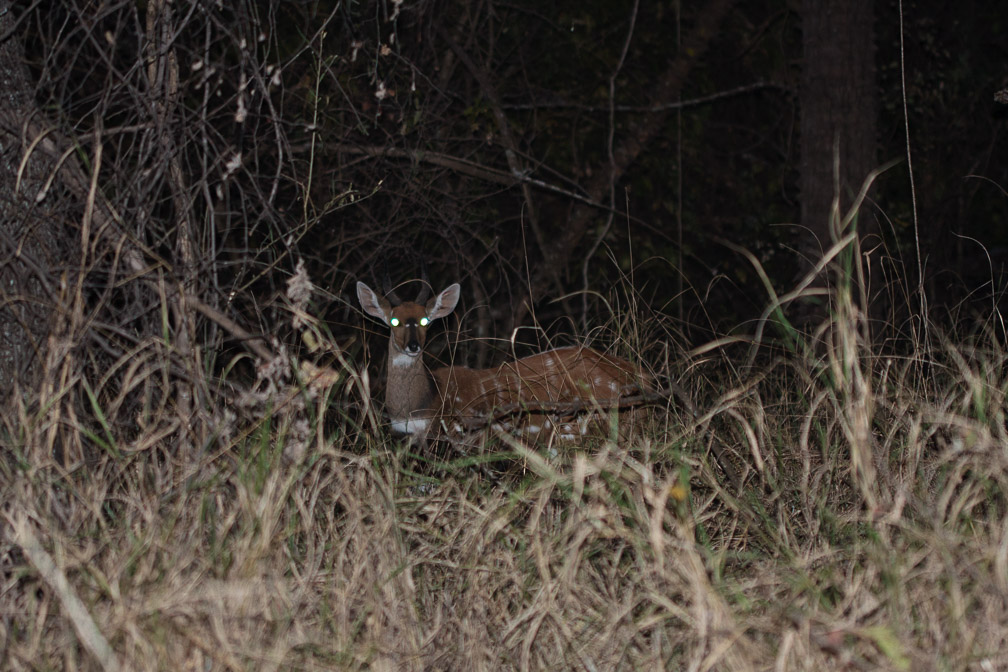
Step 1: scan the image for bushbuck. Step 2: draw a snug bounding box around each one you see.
[356,278,649,441]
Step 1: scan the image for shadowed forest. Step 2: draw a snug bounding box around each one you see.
[2,0,1008,669]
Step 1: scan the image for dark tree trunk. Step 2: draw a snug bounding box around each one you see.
[799,0,878,277]
[520,0,739,328]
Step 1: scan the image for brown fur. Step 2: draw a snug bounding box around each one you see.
[358,280,649,440]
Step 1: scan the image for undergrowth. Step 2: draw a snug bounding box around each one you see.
[3,268,1008,671]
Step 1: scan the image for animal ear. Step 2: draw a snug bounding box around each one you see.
[357,281,391,322]
[426,283,460,321]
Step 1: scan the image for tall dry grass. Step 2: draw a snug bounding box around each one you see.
[4,255,1008,671]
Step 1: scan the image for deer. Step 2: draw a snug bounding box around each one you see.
[356,277,651,442]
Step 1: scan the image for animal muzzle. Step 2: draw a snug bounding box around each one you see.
[404,324,422,355]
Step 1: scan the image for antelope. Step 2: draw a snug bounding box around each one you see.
[356,278,650,441]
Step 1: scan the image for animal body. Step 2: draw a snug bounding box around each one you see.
[356,279,649,441]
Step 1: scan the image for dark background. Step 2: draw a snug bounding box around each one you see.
[8,0,1008,370]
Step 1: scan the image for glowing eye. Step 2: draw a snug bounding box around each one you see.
[420,317,429,326]
[390,317,400,327]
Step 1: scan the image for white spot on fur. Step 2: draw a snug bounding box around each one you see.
[527,424,541,434]
[390,417,429,434]
[609,381,619,393]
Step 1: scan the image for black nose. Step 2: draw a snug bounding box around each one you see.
[405,340,420,354]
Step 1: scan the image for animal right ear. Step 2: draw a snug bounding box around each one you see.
[357,281,391,322]
[426,283,460,321]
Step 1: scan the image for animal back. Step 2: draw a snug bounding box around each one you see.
[431,345,647,427]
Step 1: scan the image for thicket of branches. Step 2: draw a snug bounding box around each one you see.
[4,0,1004,432]
[1,0,741,454]
[4,2,1008,669]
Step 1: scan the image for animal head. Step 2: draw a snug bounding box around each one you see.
[356,280,460,359]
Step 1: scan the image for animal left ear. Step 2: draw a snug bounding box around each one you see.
[426,283,460,321]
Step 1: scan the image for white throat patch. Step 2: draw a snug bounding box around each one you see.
[392,352,419,368]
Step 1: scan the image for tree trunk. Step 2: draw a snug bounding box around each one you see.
[520,0,738,327]
[799,0,877,278]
